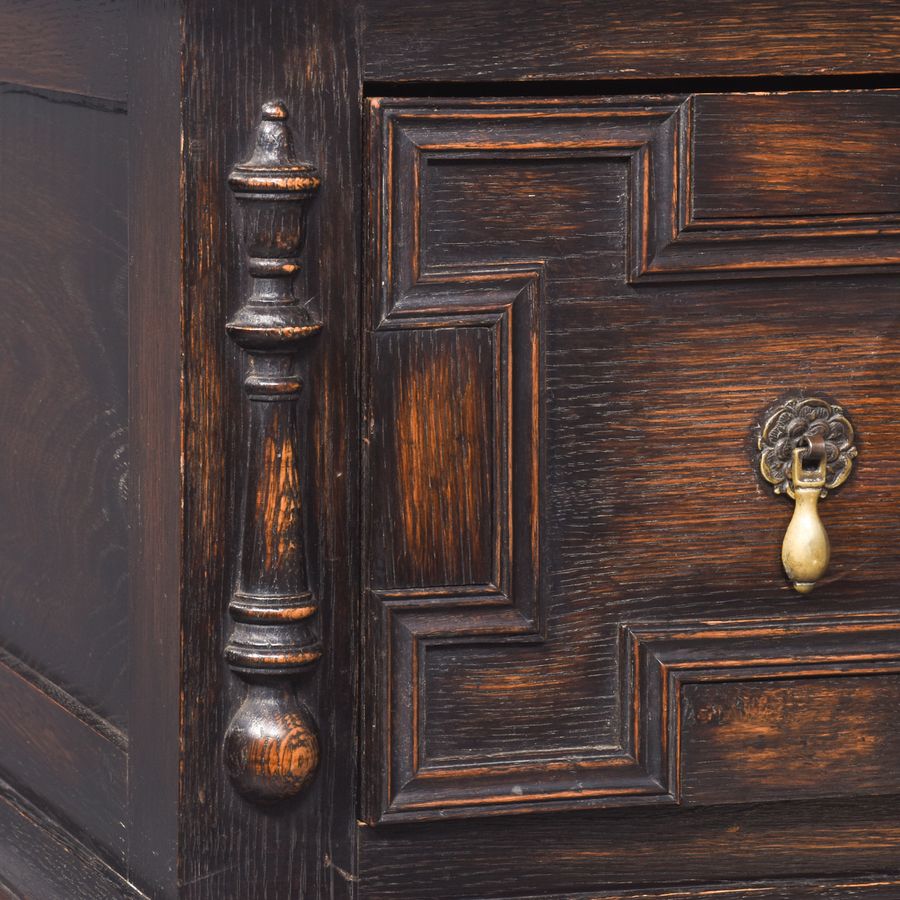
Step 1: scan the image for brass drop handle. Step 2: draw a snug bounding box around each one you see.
[757,396,857,595]
[781,447,829,593]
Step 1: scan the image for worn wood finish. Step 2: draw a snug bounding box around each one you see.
[0,76,130,872]
[0,0,133,886]
[364,0,900,83]
[690,91,900,219]
[0,649,126,863]
[0,87,129,729]
[0,0,127,102]
[223,101,323,804]
[7,1,900,897]
[0,778,143,900]
[358,873,900,900]
[679,674,900,805]
[371,327,497,588]
[359,795,900,898]
[513,884,900,900]
[177,0,361,896]
[627,617,900,806]
[364,96,900,828]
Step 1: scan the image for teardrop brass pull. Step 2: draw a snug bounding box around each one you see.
[782,447,829,593]
[757,395,857,594]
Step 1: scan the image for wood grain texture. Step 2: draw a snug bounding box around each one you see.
[371,326,496,588]
[359,795,900,898]
[0,649,126,863]
[680,675,900,805]
[511,881,900,900]
[364,0,900,83]
[0,778,144,900]
[628,617,900,808]
[0,0,126,102]
[648,94,900,278]
[222,102,323,804]
[364,96,900,827]
[177,0,361,896]
[0,88,129,729]
[690,92,900,219]
[10,1,900,895]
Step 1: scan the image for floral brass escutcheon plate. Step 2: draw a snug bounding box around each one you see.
[758,396,857,500]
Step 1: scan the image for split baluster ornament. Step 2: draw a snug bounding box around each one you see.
[223,101,322,803]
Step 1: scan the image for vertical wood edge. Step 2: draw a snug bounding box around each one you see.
[127,0,185,896]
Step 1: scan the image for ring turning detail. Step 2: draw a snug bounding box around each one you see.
[223,102,322,803]
[757,396,857,593]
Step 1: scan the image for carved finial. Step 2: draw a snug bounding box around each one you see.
[223,102,322,804]
[228,100,319,200]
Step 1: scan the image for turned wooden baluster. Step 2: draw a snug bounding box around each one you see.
[223,101,322,803]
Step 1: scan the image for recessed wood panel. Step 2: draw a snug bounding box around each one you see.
[690,92,900,220]
[680,675,900,806]
[0,778,138,900]
[0,1,126,102]
[0,90,128,729]
[627,618,900,807]
[424,157,625,275]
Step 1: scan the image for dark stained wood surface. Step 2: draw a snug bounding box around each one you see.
[371,327,496,588]
[680,674,900,805]
[365,96,900,821]
[0,778,143,900]
[690,91,900,219]
[0,648,126,863]
[364,0,900,83]
[222,102,324,805]
[175,0,362,896]
[451,883,900,900]
[7,1,900,897]
[358,92,900,894]
[0,87,129,730]
[125,0,183,893]
[359,796,900,898]
[0,0,126,102]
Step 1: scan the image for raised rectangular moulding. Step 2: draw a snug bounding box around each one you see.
[365,94,900,824]
[689,91,900,221]
[630,616,900,808]
[679,674,900,806]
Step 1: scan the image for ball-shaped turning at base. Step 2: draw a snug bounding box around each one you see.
[224,687,319,804]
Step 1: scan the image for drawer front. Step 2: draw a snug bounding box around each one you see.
[362,91,900,827]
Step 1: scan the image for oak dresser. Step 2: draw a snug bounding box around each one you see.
[3,1,900,897]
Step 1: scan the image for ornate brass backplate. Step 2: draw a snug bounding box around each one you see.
[758,396,857,499]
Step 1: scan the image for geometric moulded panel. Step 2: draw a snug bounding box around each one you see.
[364,96,900,823]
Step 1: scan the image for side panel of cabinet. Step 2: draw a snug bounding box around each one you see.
[0,37,129,886]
